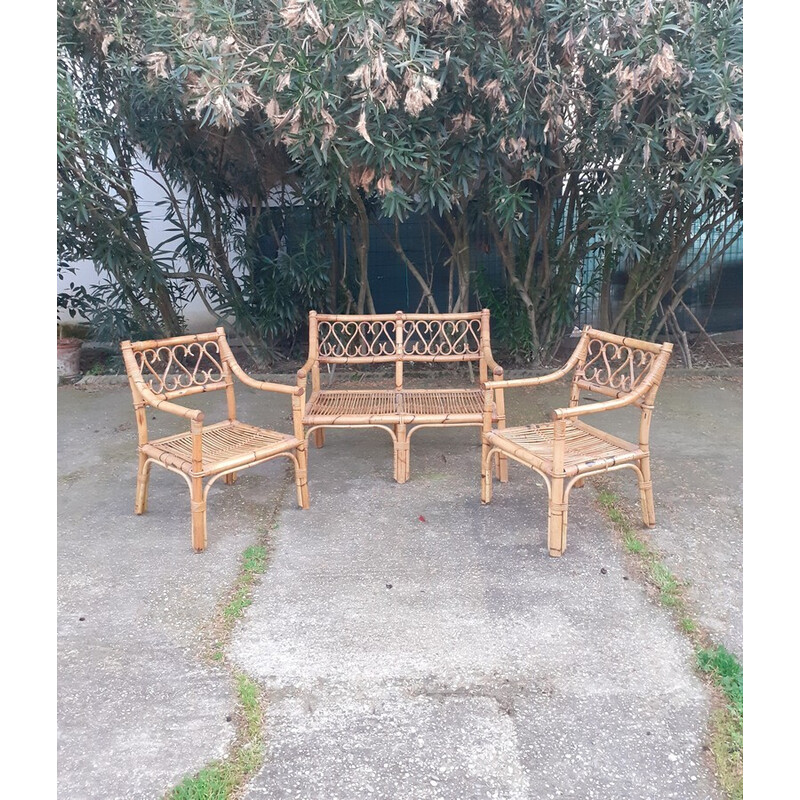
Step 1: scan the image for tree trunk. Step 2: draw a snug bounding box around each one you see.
[490,222,541,360]
[348,185,375,315]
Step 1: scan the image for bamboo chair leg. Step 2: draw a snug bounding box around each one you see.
[295,446,310,509]
[480,443,493,504]
[574,478,585,489]
[495,452,509,483]
[314,429,325,449]
[135,453,151,515]
[394,423,409,483]
[548,477,568,557]
[224,472,237,485]
[638,457,656,527]
[190,477,207,552]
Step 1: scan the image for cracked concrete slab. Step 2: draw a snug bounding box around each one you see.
[231,370,739,800]
[58,369,741,799]
[57,382,296,798]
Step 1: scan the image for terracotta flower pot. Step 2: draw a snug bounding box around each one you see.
[57,337,83,378]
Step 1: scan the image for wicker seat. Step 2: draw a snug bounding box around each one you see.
[398,389,486,420]
[121,328,309,552]
[141,421,297,476]
[304,390,399,424]
[481,327,672,557]
[303,388,486,425]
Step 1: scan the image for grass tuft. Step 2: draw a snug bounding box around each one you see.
[222,546,270,623]
[167,674,264,800]
[680,617,697,634]
[165,472,290,800]
[596,485,742,800]
[697,646,743,717]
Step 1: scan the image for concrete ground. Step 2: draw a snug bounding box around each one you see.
[57,369,742,799]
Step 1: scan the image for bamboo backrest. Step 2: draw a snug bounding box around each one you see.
[569,327,673,408]
[121,331,232,403]
[311,311,487,365]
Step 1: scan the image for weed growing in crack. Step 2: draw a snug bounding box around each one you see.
[697,647,743,800]
[165,470,291,800]
[167,674,264,800]
[223,545,270,623]
[596,486,742,800]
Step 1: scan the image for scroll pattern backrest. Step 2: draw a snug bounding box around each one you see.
[315,314,484,363]
[573,331,663,402]
[317,318,398,362]
[401,318,482,360]
[131,337,229,400]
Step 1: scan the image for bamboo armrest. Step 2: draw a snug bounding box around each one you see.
[134,379,204,422]
[485,350,583,391]
[217,332,302,395]
[232,368,302,395]
[551,382,651,420]
[296,353,318,389]
[483,348,504,379]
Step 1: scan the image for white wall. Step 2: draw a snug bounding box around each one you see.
[59,161,218,333]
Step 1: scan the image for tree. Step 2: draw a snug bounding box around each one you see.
[57,0,742,362]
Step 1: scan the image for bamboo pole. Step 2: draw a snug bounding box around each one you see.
[190,418,206,552]
[395,311,404,391]
[547,419,567,557]
[292,392,310,509]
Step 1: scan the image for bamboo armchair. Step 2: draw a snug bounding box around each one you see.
[481,327,672,557]
[297,309,508,483]
[120,328,309,552]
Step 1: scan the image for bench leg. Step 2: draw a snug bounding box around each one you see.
[314,428,325,449]
[638,456,656,527]
[481,442,493,504]
[190,477,207,552]
[573,478,585,489]
[494,452,508,483]
[494,402,509,483]
[295,446,310,509]
[547,477,568,557]
[394,423,409,483]
[135,452,151,515]
[224,471,237,485]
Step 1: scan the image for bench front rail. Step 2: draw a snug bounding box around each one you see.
[297,310,509,483]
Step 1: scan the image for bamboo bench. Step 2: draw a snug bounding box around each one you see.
[297,310,509,483]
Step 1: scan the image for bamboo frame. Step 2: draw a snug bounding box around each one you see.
[481,326,672,557]
[120,327,309,552]
[297,309,507,482]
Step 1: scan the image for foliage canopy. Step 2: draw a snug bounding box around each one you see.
[58,0,743,362]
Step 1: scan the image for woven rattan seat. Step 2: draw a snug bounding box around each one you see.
[141,421,298,477]
[304,388,487,425]
[488,420,642,478]
[297,311,507,482]
[305,390,399,423]
[398,389,485,419]
[121,328,309,552]
[481,327,672,557]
